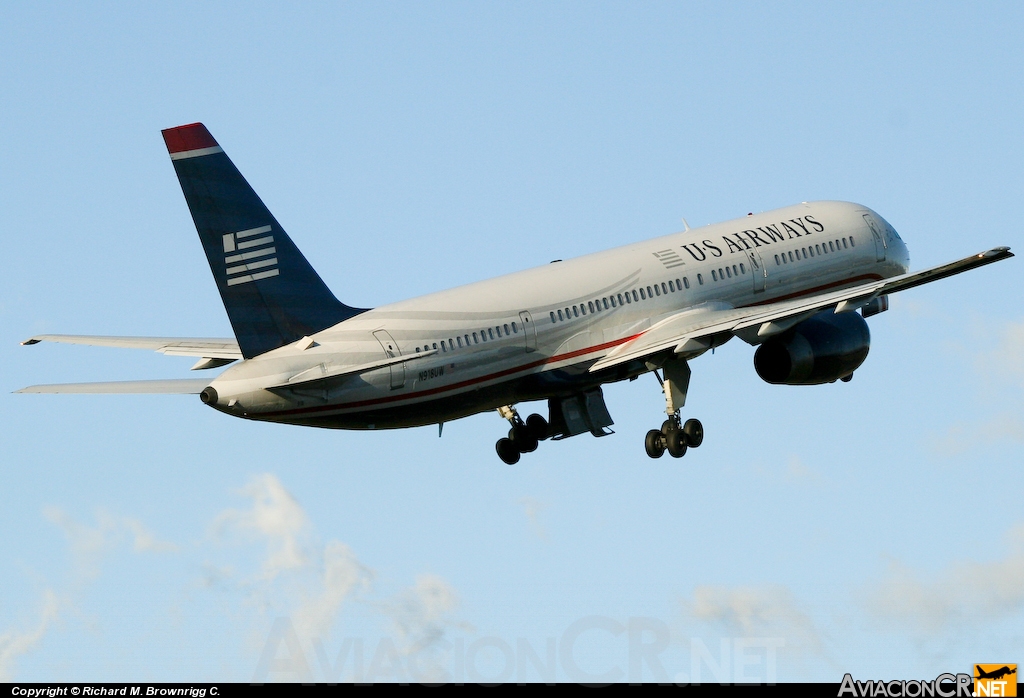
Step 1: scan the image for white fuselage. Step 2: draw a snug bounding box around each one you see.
[206,200,910,428]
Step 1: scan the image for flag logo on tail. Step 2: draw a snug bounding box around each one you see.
[222,225,279,286]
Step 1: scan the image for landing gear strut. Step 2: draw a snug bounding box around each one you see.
[495,406,549,465]
[644,358,704,459]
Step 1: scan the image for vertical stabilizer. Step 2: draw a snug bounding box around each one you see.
[162,123,366,358]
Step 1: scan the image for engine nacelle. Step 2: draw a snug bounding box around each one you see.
[754,311,870,385]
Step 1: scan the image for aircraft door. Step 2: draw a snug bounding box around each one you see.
[863,214,887,262]
[372,329,405,390]
[519,311,537,352]
[745,249,767,293]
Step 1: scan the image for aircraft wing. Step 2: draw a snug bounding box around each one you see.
[590,246,1012,373]
[271,349,440,389]
[20,335,242,365]
[16,379,211,394]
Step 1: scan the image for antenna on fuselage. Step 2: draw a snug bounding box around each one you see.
[682,218,691,232]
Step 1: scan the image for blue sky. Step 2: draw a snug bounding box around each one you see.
[2,1,1022,683]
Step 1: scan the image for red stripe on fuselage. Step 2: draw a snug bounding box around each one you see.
[260,333,644,418]
[161,123,219,154]
[259,272,887,419]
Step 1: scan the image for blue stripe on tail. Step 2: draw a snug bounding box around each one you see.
[162,123,367,358]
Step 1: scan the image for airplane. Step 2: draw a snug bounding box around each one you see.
[18,122,1014,464]
[975,666,1016,681]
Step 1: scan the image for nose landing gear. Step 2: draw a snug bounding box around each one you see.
[645,358,704,459]
[495,406,549,465]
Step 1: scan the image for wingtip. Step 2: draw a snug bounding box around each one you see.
[21,338,40,346]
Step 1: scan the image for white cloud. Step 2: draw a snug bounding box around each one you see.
[518,496,549,539]
[291,540,372,642]
[682,584,826,659]
[863,523,1024,637]
[0,590,59,681]
[43,507,177,579]
[213,473,310,580]
[931,412,1024,456]
[979,320,1024,387]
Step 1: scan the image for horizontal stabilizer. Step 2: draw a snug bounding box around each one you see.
[21,335,241,360]
[16,379,211,394]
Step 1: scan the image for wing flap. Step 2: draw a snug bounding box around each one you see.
[16,379,211,394]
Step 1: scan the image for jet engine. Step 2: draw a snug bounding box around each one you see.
[753,311,870,385]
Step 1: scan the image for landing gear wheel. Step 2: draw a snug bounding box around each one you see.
[682,418,703,448]
[510,425,538,453]
[645,430,666,458]
[525,413,549,441]
[496,438,520,464]
[661,419,678,435]
[666,430,687,458]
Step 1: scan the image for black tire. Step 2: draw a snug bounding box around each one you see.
[682,418,704,448]
[496,438,521,464]
[510,424,538,453]
[645,430,665,458]
[666,429,687,458]
[661,419,678,435]
[526,413,549,440]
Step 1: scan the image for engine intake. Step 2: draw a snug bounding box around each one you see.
[754,311,870,385]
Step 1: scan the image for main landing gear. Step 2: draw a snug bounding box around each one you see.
[495,405,549,465]
[644,358,704,459]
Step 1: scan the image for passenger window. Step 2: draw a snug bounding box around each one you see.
[669,280,676,292]
[457,337,463,348]
[488,328,494,340]
[842,238,848,249]
[654,285,660,297]
[733,264,739,276]
[512,323,518,333]
[504,323,510,335]
[616,293,623,306]
[625,293,632,304]
[588,301,595,313]
[441,341,447,352]
[647,285,653,297]
[449,338,455,349]
[465,334,470,345]
[725,267,732,279]
[415,347,420,353]
[683,277,690,289]
[697,274,704,285]
[631,290,637,302]
[572,306,578,318]
[557,309,563,321]
[815,244,821,255]
[802,248,807,258]
[829,241,835,252]
[550,311,556,323]
[640,288,646,300]
[712,270,717,281]
[603,298,609,309]
[580,304,586,315]
[473,332,479,344]
[850,236,855,247]
[774,255,780,265]
[740,263,746,274]
[662,282,668,294]
[432,342,438,350]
